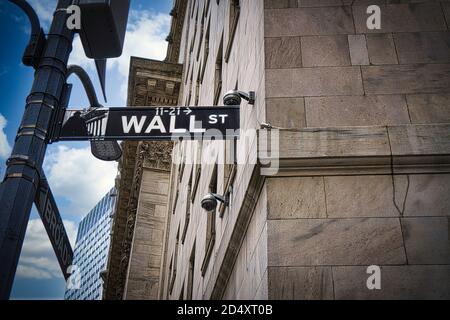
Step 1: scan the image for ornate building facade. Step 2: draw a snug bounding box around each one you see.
[104,0,450,300]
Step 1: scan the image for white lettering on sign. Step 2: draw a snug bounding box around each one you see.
[145,116,166,133]
[209,114,229,124]
[122,116,147,134]
[190,116,206,133]
[44,197,70,265]
[121,115,211,134]
[219,114,229,124]
[170,116,187,133]
[209,115,218,124]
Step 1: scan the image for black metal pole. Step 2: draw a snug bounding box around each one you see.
[0,0,74,299]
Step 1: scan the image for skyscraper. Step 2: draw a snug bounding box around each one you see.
[65,188,117,300]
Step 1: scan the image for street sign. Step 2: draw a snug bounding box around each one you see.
[35,176,73,280]
[56,106,240,141]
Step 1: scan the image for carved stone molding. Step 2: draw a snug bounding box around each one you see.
[259,124,450,177]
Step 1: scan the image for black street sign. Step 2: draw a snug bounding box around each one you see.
[56,106,240,141]
[35,175,73,280]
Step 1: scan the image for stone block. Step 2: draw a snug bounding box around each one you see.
[268,267,334,300]
[268,218,406,266]
[264,0,297,9]
[305,95,410,127]
[265,37,302,69]
[403,174,450,217]
[272,126,391,159]
[298,0,344,7]
[444,3,450,27]
[388,124,450,156]
[266,97,306,128]
[353,4,447,34]
[265,7,354,37]
[362,64,450,95]
[348,35,370,65]
[394,32,450,64]
[407,94,450,124]
[267,177,327,219]
[401,217,450,264]
[254,270,268,300]
[301,35,350,67]
[324,175,408,218]
[266,67,364,97]
[366,34,398,65]
[333,265,450,299]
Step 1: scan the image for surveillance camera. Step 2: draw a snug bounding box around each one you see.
[201,193,229,212]
[223,90,255,106]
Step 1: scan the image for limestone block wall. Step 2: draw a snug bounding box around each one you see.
[263,0,450,299]
[264,1,450,128]
[123,168,170,300]
[162,0,266,300]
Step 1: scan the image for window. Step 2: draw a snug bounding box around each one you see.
[167,257,173,298]
[201,19,210,84]
[169,227,181,295]
[172,188,179,215]
[201,163,217,276]
[187,242,195,300]
[181,171,193,243]
[178,143,186,182]
[191,0,196,18]
[219,138,236,217]
[190,5,199,54]
[214,37,223,106]
[196,13,205,62]
[225,0,240,62]
[179,285,185,300]
[194,70,201,106]
[191,141,202,202]
[204,0,210,18]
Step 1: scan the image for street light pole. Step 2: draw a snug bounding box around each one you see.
[0,0,74,299]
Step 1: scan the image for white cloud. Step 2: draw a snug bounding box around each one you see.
[17,219,77,280]
[68,10,170,100]
[44,145,117,216]
[28,0,55,28]
[16,265,52,280]
[0,114,12,160]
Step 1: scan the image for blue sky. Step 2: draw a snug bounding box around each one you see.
[0,0,173,299]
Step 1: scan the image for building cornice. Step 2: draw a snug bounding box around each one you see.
[258,124,450,177]
[165,0,188,63]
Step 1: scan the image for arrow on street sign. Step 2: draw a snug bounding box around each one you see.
[55,106,240,141]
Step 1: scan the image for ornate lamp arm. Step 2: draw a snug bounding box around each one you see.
[67,65,102,109]
[9,0,46,68]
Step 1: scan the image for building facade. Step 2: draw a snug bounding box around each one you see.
[65,188,117,300]
[105,0,450,300]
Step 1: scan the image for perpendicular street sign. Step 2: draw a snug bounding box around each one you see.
[35,176,73,280]
[55,106,240,141]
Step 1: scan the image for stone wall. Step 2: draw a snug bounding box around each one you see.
[263,0,450,299]
[265,1,450,128]
[159,0,450,301]
[162,0,266,300]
